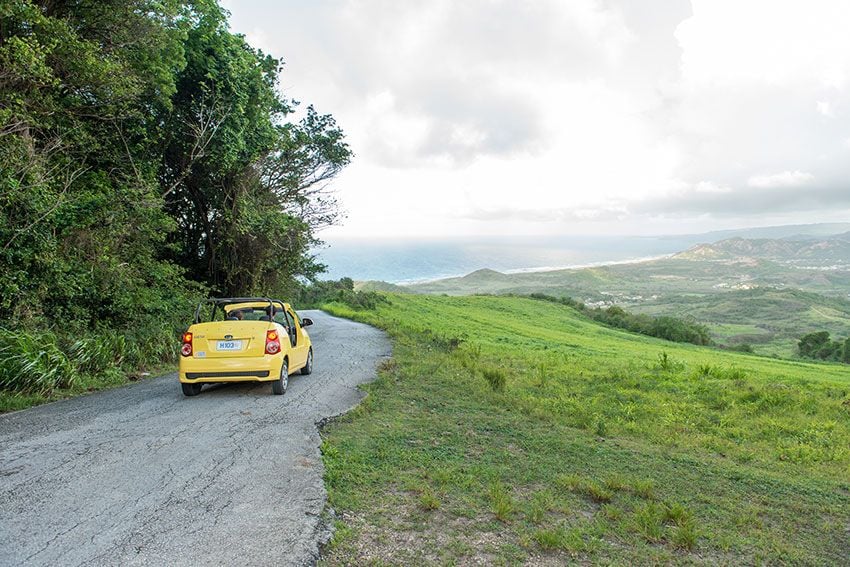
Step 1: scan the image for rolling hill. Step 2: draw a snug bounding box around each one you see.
[396,234,850,357]
[676,233,850,265]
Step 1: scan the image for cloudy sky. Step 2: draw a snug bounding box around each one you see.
[223,0,850,238]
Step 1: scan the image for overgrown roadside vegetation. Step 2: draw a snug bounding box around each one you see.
[319,294,850,565]
[1,1,349,411]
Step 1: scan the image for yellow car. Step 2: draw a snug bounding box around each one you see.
[178,297,314,397]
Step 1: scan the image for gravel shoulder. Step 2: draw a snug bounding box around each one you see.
[0,310,390,566]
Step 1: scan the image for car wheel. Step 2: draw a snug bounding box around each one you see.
[181,382,202,397]
[272,359,288,395]
[301,349,313,375]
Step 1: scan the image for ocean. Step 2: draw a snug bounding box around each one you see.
[315,234,705,283]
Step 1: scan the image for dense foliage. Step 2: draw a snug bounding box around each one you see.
[295,278,388,310]
[798,331,850,363]
[0,0,349,402]
[526,294,713,346]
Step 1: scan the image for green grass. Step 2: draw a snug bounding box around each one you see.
[403,258,850,357]
[319,294,850,565]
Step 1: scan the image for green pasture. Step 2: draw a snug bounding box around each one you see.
[320,294,850,565]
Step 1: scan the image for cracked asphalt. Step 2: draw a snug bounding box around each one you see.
[0,310,390,566]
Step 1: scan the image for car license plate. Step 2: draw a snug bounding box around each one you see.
[216,340,242,351]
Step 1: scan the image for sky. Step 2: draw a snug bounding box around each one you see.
[222,0,850,239]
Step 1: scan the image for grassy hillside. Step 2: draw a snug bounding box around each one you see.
[404,257,850,357]
[319,294,850,565]
[631,288,850,357]
[408,257,850,299]
[676,234,850,265]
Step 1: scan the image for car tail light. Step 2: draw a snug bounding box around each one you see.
[265,330,281,355]
[181,332,193,357]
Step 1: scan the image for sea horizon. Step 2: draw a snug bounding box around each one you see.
[315,223,850,283]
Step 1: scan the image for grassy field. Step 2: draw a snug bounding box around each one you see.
[630,288,850,357]
[394,258,850,358]
[319,294,850,565]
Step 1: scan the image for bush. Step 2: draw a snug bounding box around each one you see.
[297,278,388,311]
[798,331,848,363]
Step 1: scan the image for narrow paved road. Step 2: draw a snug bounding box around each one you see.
[0,311,390,566]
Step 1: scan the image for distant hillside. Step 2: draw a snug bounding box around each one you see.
[632,288,850,356]
[402,234,850,357]
[407,256,850,299]
[676,233,850,264]
[692,222,850,242]
[354,280,415,293]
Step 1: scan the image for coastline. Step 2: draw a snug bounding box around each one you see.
[392,253,674,286]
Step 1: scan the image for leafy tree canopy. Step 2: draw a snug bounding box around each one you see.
[0,0,350,392]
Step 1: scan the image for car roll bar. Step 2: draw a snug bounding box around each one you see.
[193,297,286,324]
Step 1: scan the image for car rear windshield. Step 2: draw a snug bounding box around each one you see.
[196,302,288,325]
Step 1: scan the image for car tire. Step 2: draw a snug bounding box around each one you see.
[272,359,288,395]
[181,382,202,397]
[301,349,313,375]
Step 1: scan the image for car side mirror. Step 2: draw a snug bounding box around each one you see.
[301,317,313,327]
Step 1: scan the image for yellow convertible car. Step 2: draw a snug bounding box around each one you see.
[178,297,313,397]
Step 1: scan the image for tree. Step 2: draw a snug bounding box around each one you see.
[159,4,350,296]
[0,1,351,387]
[0,0,194,328]
[798,331,831,359]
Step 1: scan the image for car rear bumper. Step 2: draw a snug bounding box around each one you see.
[178,355,284,383]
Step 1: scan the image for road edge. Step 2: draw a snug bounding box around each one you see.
[311,312,393,565]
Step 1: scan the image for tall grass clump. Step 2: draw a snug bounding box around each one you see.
[482,366,507,392]
[488,481,514,521]
[655,351,685,372]
[0,328,77,394]
[70,335,126,372]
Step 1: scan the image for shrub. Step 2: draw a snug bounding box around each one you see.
[798,330,849,363]
[298,278,389,311]
[528,294,713,346]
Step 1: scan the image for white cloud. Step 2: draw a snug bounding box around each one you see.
[693,181,733,194]
[222,0,850,237]
[747,171,815,189]
[675,0,850,89]
[816,101,834,117]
